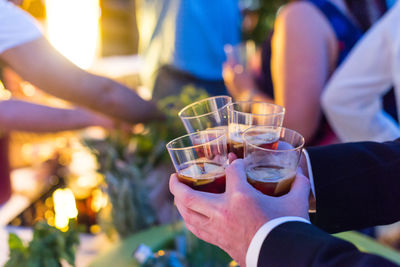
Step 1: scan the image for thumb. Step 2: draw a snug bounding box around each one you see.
[225,159,250,192]
[288,173,311,202]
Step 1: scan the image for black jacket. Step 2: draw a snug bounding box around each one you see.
[257,140,400,266]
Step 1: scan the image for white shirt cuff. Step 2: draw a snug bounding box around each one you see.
[303,149,316,199]
[245,216,310,267]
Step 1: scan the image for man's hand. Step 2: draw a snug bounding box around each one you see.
[169,159,310,265]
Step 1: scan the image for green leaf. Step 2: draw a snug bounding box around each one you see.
[8,233,25,251]
[335,231,400,265]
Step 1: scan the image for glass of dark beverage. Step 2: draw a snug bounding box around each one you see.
[243,126,304,197]
[178,96,232,134]
[166,129,228,194]
[227,101,285,158]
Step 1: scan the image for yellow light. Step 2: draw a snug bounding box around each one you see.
[90,224,101,234]
[229,260,239,267]
[157,250,165,257]
[53,188,78,230]
[91,188,108,212]
[0,80,11,100]
[45,0,100,69]
[20,82,36,97]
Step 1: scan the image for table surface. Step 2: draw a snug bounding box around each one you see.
[0,168,112,266]
[0,226,111,267]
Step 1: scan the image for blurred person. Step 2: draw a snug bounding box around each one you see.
[224,0,391,145]
[0,0,162,125]
[169,140,400,266]
[137,0,242,100]
[322,1,400,143]
[0,0,161,204]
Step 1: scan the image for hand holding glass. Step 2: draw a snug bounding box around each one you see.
[243,126,304,197]
[166,129,228,194]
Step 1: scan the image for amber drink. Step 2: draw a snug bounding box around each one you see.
[246,165,296,196]
[227,102,285,158]
[178,161,226,193]
[243,126,304,197]
[167,129,228,194]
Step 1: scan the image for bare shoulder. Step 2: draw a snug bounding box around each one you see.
[275,1,333,38]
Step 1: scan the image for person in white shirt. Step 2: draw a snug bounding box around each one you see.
[321,0,400,142]
[169,142,400,266]
[0,0,161,132]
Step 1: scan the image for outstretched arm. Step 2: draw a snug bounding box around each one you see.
[0,99,112,132]
[0,37,162,124]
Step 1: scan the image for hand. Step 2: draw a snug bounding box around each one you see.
[222,61,257,101]
[169,159,310,265]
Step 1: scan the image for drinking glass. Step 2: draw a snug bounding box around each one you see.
[224,41,257,71]
[243,126,304,196]
[227,101,285,158]
[166,129,228,194]
[178,96,232,134]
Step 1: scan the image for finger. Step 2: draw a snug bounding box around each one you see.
[228,152,238,164]
[288,173,311,202]
[225,159,251,193]
[169,174,219,215]
[175,200,209,227]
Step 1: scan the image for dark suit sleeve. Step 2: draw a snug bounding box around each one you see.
[257,221,398,267]
[307,140,400,233]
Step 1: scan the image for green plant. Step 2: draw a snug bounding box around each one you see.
[6,220,80,267]
[84,86,209,238]
[243,0,287,44]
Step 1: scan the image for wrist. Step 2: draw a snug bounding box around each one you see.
[246,217,310,267]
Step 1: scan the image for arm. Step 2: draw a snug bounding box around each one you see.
[258,221,398,267]
[0,99,112,132]
[0,37,162,124]
[322,3,400,142]
[271,2,336,143]
[223,49,273,102]
[307,140,400,233]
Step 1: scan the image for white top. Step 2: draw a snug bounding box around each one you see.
[321,1,400,142]
[0,0,42,55]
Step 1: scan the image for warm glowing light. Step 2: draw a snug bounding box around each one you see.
[0,81,11,100]
[157,250,165,257]
[53,188,78,231]
[90,224,101,234]
[69,149,98,175]
[20,82,36,97]
[45,0,100,69]
[229,260,239,267]
[91,188,108,212]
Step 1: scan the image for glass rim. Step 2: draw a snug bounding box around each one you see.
[242,126,305,153]
[166,128,227,151]
[178,95,232,120]
[228,101,285,117]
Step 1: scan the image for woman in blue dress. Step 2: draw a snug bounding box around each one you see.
[224,0,392,145]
